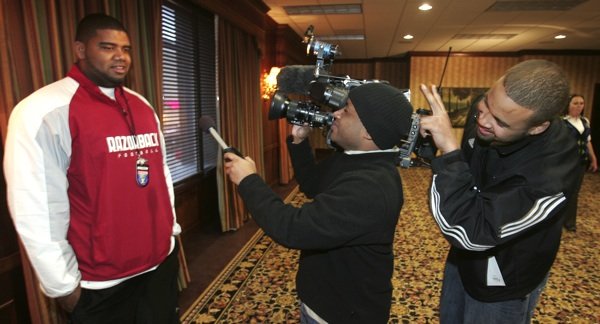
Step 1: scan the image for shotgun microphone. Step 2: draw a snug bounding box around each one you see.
[276,65,316,94]
[199,116,243,158]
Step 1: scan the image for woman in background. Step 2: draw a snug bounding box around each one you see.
[562,94,597,232]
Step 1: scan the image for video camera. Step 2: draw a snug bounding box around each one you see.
[398,108,437,168]
[269,25,389,128]
[269,92,333,128]
[267,25,436,167]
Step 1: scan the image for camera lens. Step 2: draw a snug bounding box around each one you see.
[268,91,333,128]
[269,92,289,120]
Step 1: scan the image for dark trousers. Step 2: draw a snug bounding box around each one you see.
[563,162,586,230]
[70,243,180,324]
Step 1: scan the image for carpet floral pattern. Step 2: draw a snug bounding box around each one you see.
[181,167,600,323]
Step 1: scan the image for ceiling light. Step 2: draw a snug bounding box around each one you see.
[403,34,414,40]
[453,33,516,40]
[486,0,587,12]
[554,34,567,39]
[419,3,433,11]
[318,34,365,41]
[284,4,362,15]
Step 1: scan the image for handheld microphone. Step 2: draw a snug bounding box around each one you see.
[276,65,316,94]
[199,116,243,158]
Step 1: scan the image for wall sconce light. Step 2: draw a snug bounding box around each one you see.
[262,67,280,100]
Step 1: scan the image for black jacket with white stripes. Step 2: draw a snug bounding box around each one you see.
[430,117,579,301]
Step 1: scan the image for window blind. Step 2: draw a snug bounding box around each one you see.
[161,2,217,183]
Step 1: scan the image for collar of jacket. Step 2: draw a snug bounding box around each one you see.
[67,63,126,107]
[492,118,559,156]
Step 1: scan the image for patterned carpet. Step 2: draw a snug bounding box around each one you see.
[181,167,600,323]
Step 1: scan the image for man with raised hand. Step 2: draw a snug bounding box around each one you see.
[419,59,579,323]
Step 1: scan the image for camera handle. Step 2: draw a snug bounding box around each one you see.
[398,113,422,168]
[223,146,244,158]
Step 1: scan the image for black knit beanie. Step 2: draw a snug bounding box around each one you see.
[348,83,414,149]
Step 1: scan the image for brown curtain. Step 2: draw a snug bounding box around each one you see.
[0,1,188,322]
[216,17,264,231]
[278,119,294,184]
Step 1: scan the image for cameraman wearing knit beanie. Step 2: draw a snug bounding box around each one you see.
[225,82,413,323]
[329,83,413,150]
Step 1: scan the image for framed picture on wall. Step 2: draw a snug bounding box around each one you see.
[440,87,487,127]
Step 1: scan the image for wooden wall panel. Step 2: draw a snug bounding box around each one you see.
[328,58,410,89]
[175,170,219,234]
[330,61,374,80]
[409,55,519,111]
[521,54,600,118]
[327,53,600,146]
[374,60,410,89]
[409,54,600,120]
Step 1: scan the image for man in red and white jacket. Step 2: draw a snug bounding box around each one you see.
[4,13,181,323]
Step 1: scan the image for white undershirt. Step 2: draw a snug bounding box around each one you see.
[99,86,116,100]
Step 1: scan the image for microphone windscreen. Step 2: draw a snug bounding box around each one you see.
[199,116,216,133]
[276,65,315,94]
